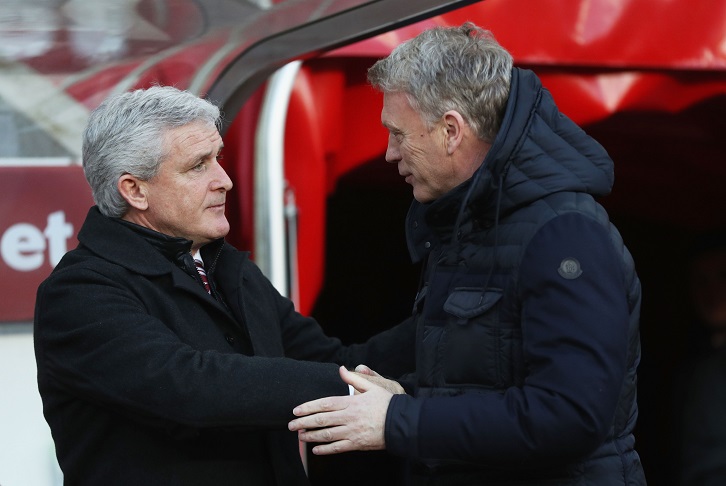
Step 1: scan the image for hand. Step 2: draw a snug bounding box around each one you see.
[352,364,404,395]
[288,366,393,455]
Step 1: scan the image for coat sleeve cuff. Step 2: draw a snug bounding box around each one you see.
[384,393,422,459]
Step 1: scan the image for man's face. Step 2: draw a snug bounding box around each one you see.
[137,121,232,250]
[381,92,456,203]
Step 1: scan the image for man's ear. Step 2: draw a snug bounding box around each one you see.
[443,110,466,155]
[118,174,149,211]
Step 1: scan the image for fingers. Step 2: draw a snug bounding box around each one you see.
[352,365,404,394]
[292,394,348,418]
[296,424,381,455]
[292,420,358,455]
[352,373,404,395]
[289,405,346,431]
[297,424,345,444]
[340,366,375,394]
[354,364,380,377]
[290,397,351,432]
[310,440,356,455]
[288,383,390,454]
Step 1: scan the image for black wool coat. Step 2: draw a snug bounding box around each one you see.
[34,207,383,486]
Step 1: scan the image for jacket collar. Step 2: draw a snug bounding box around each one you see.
[77,207,223,276]
[117,218,193,263]
[406,67,615,262]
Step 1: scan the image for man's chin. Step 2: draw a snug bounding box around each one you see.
[208,220,230,240]
[412,190,435,204]
[216,225,231,240]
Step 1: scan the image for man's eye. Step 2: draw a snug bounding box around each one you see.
[192,162,206,171]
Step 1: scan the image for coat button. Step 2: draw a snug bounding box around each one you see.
[424,241,431,249]
[225,335,235,346]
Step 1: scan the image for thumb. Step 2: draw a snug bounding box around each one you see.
[354,364,381,377]
[340,366,375,393]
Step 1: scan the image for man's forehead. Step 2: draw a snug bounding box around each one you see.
[165,123,221,146]
[381,92,415,122]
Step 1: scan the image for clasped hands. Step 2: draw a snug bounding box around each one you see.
[288,365,404,455]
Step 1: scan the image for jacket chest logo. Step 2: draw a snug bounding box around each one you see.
[558,257,582,279]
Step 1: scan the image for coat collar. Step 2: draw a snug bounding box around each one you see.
[77,206,225,277]
[406,67,616,262]
[77,206,252,349]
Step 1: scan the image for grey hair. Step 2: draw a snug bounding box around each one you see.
[82,85,221,218]
[368,22,513,143]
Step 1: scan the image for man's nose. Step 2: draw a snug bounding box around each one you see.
[214,162,234,191]
[384,143,401,163]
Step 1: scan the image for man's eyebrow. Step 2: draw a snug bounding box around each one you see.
[193,143,225,161]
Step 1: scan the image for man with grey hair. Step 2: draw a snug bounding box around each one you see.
[34,85,403,485]
[289,23,647,485]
